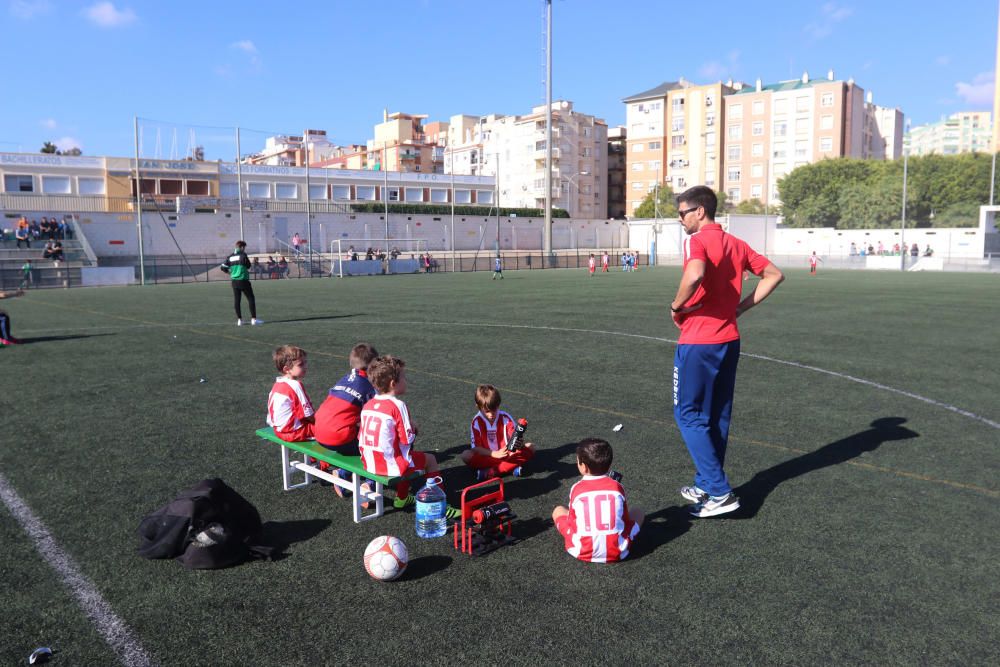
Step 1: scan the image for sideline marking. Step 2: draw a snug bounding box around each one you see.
[0,472,156,667]
[21,304,999,497]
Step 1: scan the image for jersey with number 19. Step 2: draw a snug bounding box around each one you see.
[358,395,416,476]
[558,474,640,563]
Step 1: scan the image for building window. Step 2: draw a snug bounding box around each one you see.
[632,182,644,190]
[752,121,764,136]
[672,97,685,113]
[751,163,763,178]
[355,185,375,200]
[649,160,661,171]
[332,185,351,200]
[248,182,270,198]
[219,182,238,198]
[706,114,715,127]
[796,96,809,112]
[630,123,642,135]
[795,140,809,158]
[796,117,810,134]
[728,125,743,140]
[774,99,788,115]
[41,175,71,194]
[727,166,741,182]
[309,184,328,200]
[671,135,686,148]
[752,100,764,115]
[276,183,298,199]
[632,143,644,152]
[158,179,182,196]
[648,141,661,150]
[705,133,716,147]
[820,137,833,151]
[773,145,787,159]
[671,117,685,132]
[751,143,763,157]
[727,187,741,200]
[186,180,209,196]
[728,145,742,160]
[750,184,762,198]
[78,176,105,195]
[4,174,33,192]
[387,187,400,201]
[729,104,743,119]
[821,93,834,107]
[405,187,424,202]
[820,115,834,130]
[774,121,788,137]
[454,189,471,204]
[632,162,644,171]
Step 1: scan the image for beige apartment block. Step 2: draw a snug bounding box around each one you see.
[367,111,446,174]
[723,71,883,206]
[622,79,734,217]
[907,112,992,156]
[446,101,608,219]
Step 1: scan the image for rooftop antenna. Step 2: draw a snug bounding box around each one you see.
[154,127,162,159]
[170,128,178,160]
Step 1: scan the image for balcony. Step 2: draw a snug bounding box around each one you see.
[534,147,561,161]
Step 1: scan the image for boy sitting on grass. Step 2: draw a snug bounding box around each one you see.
[461,384,535,480]
[359,356,460,518]
[552,438,644,563]
[266,345,315,442]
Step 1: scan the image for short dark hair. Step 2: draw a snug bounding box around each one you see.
[368,355,405,394]
[235,240,247,248]
[576,438,613,476]
[677,185,718,220]
[349,343,379,370]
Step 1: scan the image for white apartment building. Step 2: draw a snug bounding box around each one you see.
[248,129,341,166]
[446,101,608,219]
[908,112,992,156]
[863,93,904,160]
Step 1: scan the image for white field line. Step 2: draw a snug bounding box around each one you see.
[0,472,155,667]
[18,318,999,430]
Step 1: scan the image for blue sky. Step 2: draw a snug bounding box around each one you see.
[1,0,997,159]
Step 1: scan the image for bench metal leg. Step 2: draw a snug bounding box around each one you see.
[280,445,311,491]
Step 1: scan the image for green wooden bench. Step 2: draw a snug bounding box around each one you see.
[256,427,423,523]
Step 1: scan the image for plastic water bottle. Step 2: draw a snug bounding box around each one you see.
[415,476,448,539]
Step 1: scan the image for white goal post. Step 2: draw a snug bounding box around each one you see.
[329,238,429,277]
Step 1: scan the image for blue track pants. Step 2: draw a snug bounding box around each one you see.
[673,340,741,497]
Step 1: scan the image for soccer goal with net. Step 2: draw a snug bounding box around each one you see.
[329,238,429,277]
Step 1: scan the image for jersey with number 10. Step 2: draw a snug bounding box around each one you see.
[560,475,639,563]
[359,395,416,476]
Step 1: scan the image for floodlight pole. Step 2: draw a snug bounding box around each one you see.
[383,143,390,261]
[991,150,996,205]
[305,140,312,272]
[235,127,245,244]
[901,121,910,272]
[133,116,146,285]
[450,149,456,271]
[543,0,553,263]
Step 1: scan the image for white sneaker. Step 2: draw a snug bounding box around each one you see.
[236,319,243,326]
[679,485,708,504]
[689,493,740,518]
[251,318,264,326]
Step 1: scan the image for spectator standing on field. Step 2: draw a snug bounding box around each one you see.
[669,186,784,518]
[220,240,262,326]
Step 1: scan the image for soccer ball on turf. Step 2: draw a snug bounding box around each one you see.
[363,535,408,581]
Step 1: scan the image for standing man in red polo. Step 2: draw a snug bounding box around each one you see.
[669,186,784,517]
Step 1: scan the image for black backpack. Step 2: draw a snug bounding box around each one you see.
[137,478,273,569]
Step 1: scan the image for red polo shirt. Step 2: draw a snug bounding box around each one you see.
[678,223,771,345]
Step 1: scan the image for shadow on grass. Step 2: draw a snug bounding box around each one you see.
[732,416,919,519]
[404,555,452,580]
[627,505,693,560]
[16,333,115,344]
[265,314,363,325]
[262,519,332,560]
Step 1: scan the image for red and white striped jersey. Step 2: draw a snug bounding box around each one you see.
[560,475,640,563]
[359,395,416,476]
[267,377,314,435]
[470,410,515,452]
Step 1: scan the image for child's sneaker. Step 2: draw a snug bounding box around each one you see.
[679,485,708,504]
[475,469,498,482]
[236,318,243,326]
[393,494,416,510]
[512,466,524,477]
[251,318,264,326]
[689,493,740,518]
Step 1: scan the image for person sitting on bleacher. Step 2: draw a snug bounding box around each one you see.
[278,256,289,278]
[15,218,31,249]
[251,257,261,278]
[266,256,277,279]
[39,218,51,240]
[29,220,41,240]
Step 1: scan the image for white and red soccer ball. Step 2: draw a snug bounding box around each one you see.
[363,535,408,581]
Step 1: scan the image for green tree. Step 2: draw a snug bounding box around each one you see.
[634,184,677,219]
[40,141,57,154]
[733,198,766,214]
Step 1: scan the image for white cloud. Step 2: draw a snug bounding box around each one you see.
[955,72,994,108]
[40,118,57,130]
[804,3,853,41]
[83,2,136,28]
[55,136,82,152]
[230,39,261,68]
[9,0,51,19]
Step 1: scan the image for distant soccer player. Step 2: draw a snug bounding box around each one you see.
[461,384,535,479]
[492,254,504,280]
[808,251,822,275]
[601,251,609,272]
[266,345,315,442]
[588,253,596,276]
[221,240,262,326]
[552,438,643,563]
[670,186,784,517]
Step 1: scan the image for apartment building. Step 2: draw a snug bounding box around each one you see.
[367,111,446,174]
[907,112,992,156]
[607,125,626,218]
[446,101,608,219]
[723,71,902,205]
[622,79,735,216]
[247,129,341,166]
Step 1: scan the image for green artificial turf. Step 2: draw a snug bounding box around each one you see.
[0,267,997,665]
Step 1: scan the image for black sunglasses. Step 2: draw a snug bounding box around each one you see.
[678,206,700,219]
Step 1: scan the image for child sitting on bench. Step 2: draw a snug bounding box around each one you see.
[266,345,315,442]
